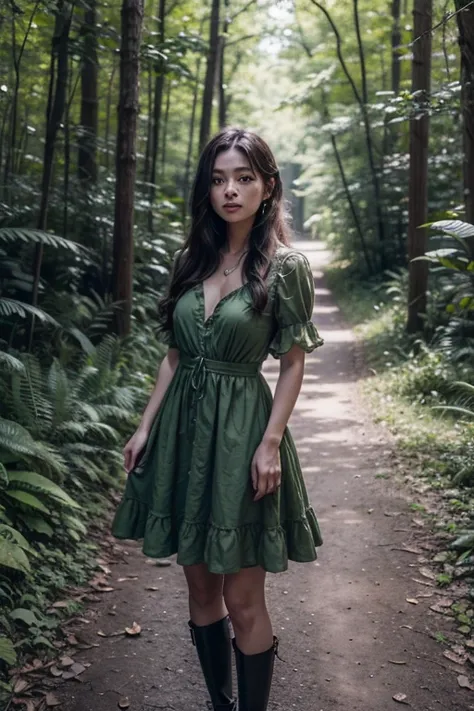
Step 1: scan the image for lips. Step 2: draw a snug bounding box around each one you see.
[223,203,241,208]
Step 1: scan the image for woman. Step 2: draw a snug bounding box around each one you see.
[111,127,324,711]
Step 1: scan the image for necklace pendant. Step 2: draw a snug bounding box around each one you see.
[223,268,231,276]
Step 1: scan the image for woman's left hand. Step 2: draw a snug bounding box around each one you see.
[251,440,281,501]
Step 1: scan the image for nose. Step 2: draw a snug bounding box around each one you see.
[224,181,238,198]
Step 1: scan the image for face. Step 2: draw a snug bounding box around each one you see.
[210,147,273,224]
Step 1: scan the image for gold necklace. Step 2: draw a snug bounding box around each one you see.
[222,249,248,277]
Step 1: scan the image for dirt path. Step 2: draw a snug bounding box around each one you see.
[55,241,473,711]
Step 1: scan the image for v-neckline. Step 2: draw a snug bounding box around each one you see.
[201,281,247,327]
[198,246,286,327]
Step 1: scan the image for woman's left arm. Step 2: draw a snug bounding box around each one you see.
[251,345,305,501]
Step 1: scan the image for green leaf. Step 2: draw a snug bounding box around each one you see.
[429,220,474,240]
[0,351,25,373]
[7,471,81,509]
[0,463,8,490]
[0,636,17,665]
[0,227,86,254]
[0,523,31,550]
[0,298,60,325]
[9,608,38,626]
[0,538,31,573]
[5,490,50,514]
[20,515,54,537]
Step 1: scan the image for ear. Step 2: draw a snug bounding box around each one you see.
[263,177,275,201]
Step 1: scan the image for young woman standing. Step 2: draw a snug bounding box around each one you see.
[111,127,324,711]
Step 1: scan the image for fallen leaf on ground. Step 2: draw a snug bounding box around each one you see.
[117,576,138,582]
[44,692,62,706]
[388,660,407,665]
[406,598,419,605]
[430,602,453,615]
[13,678,29,694]
[443,650,466,665]
[419,567,437,580]
[97,630,107,637]
[125,621,141,636]
[145,586,159,591]
[59,656,75,667]
[457,675,474,690]
[118,698,130,709]
[392,692,409,704]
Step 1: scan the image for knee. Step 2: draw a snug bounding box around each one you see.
[224,591,260,632]
[188,579,222,611]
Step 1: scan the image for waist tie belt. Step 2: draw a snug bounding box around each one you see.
[180,354,261,402]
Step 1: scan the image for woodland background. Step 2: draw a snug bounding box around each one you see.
[1,0,474,705]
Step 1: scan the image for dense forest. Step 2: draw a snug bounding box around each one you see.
[1,0,474,706]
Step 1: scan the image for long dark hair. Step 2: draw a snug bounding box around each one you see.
[159,127,292,333]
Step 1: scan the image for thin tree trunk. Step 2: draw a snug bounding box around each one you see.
[353,0,386,268]
[199,0,220,152]
[455,0,474,225]
[321,93,373,275]
[111,0,144,337]
[407,0,432,334]
[31,0,73,313]
[78,0,99,184]
[218,0,230,128]
[3,0,40,194]
[391,0,402,95]
[105,59,118,171]
[63,56,73,238]
[143,61,153,181]
[183,39,205,224]
[160,77,172,180]
[310,0,386,269]
[148,0,166,228]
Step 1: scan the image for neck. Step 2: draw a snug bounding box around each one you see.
[225,215,254,254]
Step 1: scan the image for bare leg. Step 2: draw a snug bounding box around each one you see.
[223,566,273,655]
[183,563,226,626]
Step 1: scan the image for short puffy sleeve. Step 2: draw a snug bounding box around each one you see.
[269,251,324,358]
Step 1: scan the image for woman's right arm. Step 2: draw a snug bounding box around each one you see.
[123,347,180,472]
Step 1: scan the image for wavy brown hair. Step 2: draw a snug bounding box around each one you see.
[159,127,292,333]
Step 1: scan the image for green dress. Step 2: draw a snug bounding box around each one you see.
[111,247,324,574]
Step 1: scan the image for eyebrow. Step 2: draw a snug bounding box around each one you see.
[212,166,254,174]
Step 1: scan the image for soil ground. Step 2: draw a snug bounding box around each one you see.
[53,241,473,711]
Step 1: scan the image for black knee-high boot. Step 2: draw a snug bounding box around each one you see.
[232,637,278,711]
[189,617,236,710]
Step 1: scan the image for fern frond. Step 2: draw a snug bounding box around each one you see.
[0,298,60,325]
[0,227,85,254]
[6,471,81,509]
[0,351,25,373]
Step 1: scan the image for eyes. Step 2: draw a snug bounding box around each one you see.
[211,175,255,185]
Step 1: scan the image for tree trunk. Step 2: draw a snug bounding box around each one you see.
[455,0,474,225]
[407,0,432,334]
[183,32,205,224]
[148,0,166,227]
[105,59,118,171]
[111,0,144,337]
[78,0,99,184]
[160,77,172,180]
[218,0,230,128]
[391,0,402,96]
[4,1,40,194]
[31,0,73,314]
[199,0,220,152]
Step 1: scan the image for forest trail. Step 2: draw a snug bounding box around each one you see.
[55,241,472,711]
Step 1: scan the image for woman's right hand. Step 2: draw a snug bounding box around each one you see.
[123,428,149,474]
